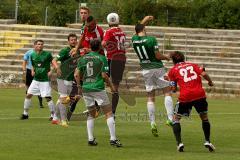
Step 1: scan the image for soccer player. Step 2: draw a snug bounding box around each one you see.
[22,48,43,108]
[66,6,90,119]
[132,17,174,137]
[74,39,122,147]
[74,15,104,56]
[102,13,126,116]
[168,51,215,152]
[52,33,80,126]
[20,40,58,120]
[79,6,90,34]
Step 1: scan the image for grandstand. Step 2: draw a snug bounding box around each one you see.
[0,22,240,95]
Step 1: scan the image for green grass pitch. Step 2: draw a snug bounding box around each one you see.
[0,88,240,160]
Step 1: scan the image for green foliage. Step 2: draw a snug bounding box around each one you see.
[2,0,240,28]
[0,0,15,19]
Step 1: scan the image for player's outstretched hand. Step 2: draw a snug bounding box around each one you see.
[56,68,62,77]
[70,48,77,57]
[208,81,214,86]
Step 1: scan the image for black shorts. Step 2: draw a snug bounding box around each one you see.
[69,80,83,97]
[108,58,126,85]
[175,98,208,116]
[25,69,33,87]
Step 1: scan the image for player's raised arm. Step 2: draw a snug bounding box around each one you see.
[140,16,154,26]
[102,72,116,93]
[201,71,214,86]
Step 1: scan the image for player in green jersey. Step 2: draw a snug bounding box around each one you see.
[51,33,80,127]
[74,39,122,147]
[20,40,58,120]
[131,16,174,137]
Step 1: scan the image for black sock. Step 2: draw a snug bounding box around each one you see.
[38,96,43,106]
[202,120,210,142]
[172,122,182,145]
[112,92,119,114]
[70,101,78,113]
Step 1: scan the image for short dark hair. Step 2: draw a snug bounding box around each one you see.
[34,39,44,45]
[171,51,185,64]
[68,33,77,40]
[135,23,145,34]
[87,16,94,23]
[90,39,101,51]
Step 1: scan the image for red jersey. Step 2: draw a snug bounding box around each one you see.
[81,25,104,55]
[103,27,126,60]
[168,62,206,102]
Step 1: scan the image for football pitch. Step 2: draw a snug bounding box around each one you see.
[0,88,239,160]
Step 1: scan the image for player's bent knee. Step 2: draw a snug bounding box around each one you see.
[101,105,113,116]
[173,114,181,122]
[60,96,71,105]
[26,94,33,99]
[199,112,208,120]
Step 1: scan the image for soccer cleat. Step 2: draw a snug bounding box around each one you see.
[204,141,215,152]
[60,120,68,127]
[39,105,44,108]
[51,119,60,125]
[177,143,184,152]
[49,116,53,121]
[151,123,159,137]
[88,138,98,146]
[166,120,173,127]
[20,114,29,120]
[110,139,122,147]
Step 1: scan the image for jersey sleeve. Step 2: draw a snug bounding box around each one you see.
[77,57,85,73]
[101,56,109,73]
[30,54,35,67]
[48,52,53,62]
[23,52,29,61]
[193,64,203,75]
[103,30,111,42]
[168,68,177,82]
[152,37,159,53]
[56,48,67,61]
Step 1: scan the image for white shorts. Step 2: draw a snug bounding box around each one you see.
[27,80,52,97]
[82,90,110,107]
[142,68,169,92]
[57,79,73,97]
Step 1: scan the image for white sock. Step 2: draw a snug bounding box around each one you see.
[147,101,155,125]
[53,100,60,121]
[59,103,67,121]
[23,98,31,115]
[87,117,94,141]
[107,116,116,141]
[164,96,174,121]
[47,100,55,117]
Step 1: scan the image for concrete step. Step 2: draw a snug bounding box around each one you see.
[126,52,240,63]
[0,19,16,24]
[0,36,69,45]
[0,47,61,55]
[68,23,240,36]
[0,24,81,34]
[0,42,64,50]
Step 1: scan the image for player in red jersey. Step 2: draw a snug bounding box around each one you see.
[102,13,126,116]
[74,16,104,56]
[168,51,215,152]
